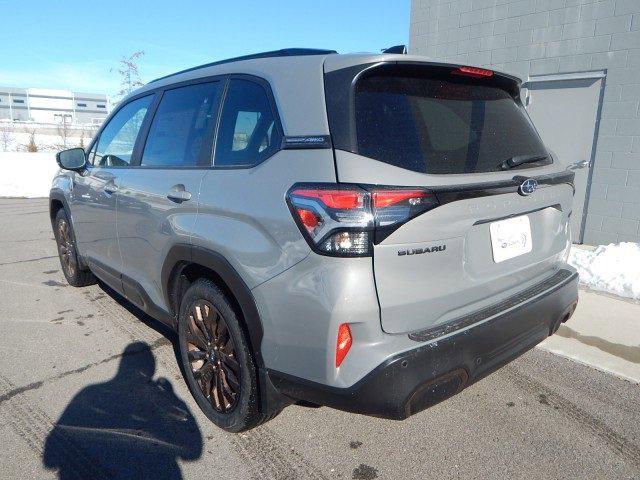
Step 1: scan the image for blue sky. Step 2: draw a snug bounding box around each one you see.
[1,0,410,96]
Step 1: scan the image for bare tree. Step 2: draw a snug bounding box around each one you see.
[56,116,72,150]
[79,125,99,149]
[112,51,145,100]
[0,123,12,151]
[24,128,39,152]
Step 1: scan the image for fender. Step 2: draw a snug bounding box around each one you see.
[161,245,290,416]
[49,188,91,271]
[161,244,265,367]
[49,189,71,224]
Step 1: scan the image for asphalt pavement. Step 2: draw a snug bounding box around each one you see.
[0,198,639,480]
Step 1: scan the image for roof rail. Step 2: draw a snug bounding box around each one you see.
[149,48,338,84]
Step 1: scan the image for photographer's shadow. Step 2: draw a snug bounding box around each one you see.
[43,342,203,480]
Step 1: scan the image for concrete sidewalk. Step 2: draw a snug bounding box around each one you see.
[539,287,640,384]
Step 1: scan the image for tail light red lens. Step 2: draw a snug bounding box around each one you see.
[287,183,439,256]
[335,323,352,367]
[296,208,320,231]
[372,189,428,208]
[370,187,439,242]
[291,188,364,210]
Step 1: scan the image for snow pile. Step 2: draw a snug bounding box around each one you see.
[0,152,58,198]
[569,243,640,300]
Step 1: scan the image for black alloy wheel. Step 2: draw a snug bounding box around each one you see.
[185,300,241,412]
[56,217,76,278]
[53,209,95,287]
[178,279,267,432]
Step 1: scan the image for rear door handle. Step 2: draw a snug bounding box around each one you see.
[167,185,192,203]
[104,183,118,195]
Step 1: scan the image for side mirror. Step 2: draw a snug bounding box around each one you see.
[56,148,87,171]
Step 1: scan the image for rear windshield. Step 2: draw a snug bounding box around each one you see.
[354,70,550,174]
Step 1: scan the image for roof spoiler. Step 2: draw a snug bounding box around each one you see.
[382,45,407,54]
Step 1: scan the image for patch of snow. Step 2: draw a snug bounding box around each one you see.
[0,152,59,198]
[569,243,640,300]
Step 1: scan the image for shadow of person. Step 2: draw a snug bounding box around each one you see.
[43,342,203,480]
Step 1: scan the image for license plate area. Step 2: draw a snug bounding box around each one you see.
[489,215,532,263]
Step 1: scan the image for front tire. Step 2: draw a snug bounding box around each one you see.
[178,279,264,432]
[53,209,95,287]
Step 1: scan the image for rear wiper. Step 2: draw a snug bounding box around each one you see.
[499,154,550,170]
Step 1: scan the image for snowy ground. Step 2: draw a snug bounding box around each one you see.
[569,243,640,300]
[0,152,58,198]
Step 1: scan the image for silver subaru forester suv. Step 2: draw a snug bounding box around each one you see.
[51,48,579,432]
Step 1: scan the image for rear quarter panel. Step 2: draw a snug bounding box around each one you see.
[192,149,336,289]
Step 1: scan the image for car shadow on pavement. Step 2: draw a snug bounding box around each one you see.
[42,341,203,480]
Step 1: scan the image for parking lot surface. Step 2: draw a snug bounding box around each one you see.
[0,198,639,480]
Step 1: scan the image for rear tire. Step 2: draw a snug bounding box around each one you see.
[53,209,96,287]
[177,278,265,432]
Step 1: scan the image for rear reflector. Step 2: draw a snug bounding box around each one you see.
[335,323,352,367]
[453,66,494,78]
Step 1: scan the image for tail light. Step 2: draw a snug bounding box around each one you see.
[287,183,439,257]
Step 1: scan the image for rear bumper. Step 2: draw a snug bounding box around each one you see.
[267,269,578,420]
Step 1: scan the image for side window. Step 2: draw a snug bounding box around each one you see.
[141,82,221,167]
[214,79,281,167]
[93,95,153,167]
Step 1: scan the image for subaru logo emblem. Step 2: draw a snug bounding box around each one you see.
[518,178,538,196]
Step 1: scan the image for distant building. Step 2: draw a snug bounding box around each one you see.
[0,87,110,125]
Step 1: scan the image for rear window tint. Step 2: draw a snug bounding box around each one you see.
[354,72,549,174]
[214,79,281,167]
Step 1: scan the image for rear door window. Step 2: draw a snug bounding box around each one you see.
[354,70,550,174]
[140,81,222,167]
[214,79,281,167]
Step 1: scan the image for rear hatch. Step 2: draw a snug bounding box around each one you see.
[324,60,575,335]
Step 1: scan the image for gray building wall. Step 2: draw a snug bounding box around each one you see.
[410,0,640,244]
